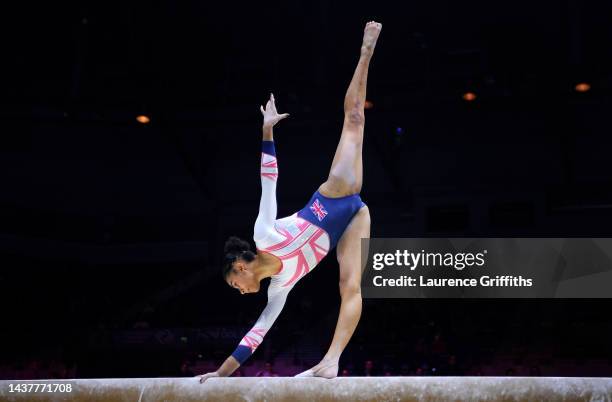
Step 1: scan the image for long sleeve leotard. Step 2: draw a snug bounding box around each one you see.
[230,140,331,364]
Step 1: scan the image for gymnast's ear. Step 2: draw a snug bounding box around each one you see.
[235,262,248,272]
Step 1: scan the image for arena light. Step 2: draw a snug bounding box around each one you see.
[574,82,591,93]
[462,92,477,102]
[364,100,374,109]
[136,115,151,124]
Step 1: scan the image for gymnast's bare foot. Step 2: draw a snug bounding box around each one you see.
[361,21,382,56]
[295,358,339,379]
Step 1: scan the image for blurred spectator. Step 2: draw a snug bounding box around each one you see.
[256,362,278,377]
[440,354,462,375]
[22,359,42,380]
[48,360,69,379]
[413,337,428,361]
[399,364,412,376]
[529,365,541,376]
[430,333,448,356]
[177,360,194,377]
[363,360,375,376]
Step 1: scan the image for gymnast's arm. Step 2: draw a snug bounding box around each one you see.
[229,286,291,364]
[253,93,289,241]
[253,131,278,241]
[198,286,291,383]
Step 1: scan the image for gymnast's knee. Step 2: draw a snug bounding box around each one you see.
[344,105,365,127]
[339,278,362,299]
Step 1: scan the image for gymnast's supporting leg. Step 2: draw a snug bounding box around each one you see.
[327,206,371,375]
[296,207,371,379]
[297,21,380,378]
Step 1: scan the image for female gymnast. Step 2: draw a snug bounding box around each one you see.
[198,20,381,382]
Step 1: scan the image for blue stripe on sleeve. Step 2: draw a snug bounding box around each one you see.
[262,140,276,156]
[231,345,253,364]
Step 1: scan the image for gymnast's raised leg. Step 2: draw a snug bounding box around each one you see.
[296,20,381,379]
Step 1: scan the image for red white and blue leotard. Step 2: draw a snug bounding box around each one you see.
[231,140,365,364]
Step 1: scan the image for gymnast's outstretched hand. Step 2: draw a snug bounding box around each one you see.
[196,371,219,383]
[260,93,289,129]
[197,355,240,383]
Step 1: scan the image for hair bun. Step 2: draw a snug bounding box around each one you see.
[223,236,251,255]
[221,236,256,278]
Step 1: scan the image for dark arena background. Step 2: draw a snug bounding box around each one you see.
[2,0,612,400]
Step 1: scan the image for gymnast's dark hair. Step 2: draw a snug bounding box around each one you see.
[222,236,256,279]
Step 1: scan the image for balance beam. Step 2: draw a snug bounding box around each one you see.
[1,377,611,401]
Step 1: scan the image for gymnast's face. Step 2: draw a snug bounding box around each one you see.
[226,260,260,295]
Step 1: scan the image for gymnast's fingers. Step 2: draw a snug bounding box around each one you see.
[270,94,278,113]
[260,105,265,115]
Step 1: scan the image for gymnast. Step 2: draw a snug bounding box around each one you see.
[198,20,382,382]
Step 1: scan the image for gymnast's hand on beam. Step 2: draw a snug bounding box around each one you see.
[196,371,219,383]
[260,93,289,129]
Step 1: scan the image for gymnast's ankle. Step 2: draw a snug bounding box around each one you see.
[322,355,340,364]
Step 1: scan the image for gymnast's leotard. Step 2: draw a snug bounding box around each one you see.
[231,140,366,364]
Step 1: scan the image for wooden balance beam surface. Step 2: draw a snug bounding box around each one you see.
[1,376,611,401]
